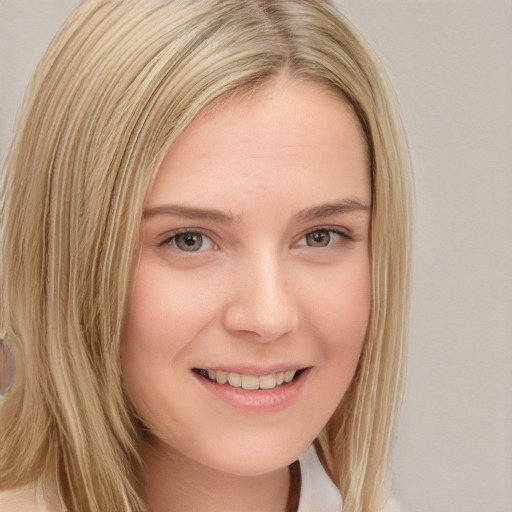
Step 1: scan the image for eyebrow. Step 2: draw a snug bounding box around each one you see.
[296,199,371,222]
[143,198,370,223]
[143,204,237,223]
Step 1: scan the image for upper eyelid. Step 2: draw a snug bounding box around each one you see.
[304,229,351,243]
[298,225,353,239]
[160,227,214,241]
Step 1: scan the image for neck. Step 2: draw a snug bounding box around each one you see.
[141,439,291,512]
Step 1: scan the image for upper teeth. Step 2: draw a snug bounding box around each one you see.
[204,369,297,390]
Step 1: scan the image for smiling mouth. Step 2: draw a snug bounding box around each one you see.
[193,368,306,391]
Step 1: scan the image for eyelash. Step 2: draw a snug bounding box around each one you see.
[160,226,353,253]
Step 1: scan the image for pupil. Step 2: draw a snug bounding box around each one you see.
[176,233,202,251]
[308,230,330,247]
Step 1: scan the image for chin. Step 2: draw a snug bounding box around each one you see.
[192,430,314,477]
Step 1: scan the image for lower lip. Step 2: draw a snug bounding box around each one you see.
[193,369,310,413]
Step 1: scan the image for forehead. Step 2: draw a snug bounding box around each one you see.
[147,75,370,212]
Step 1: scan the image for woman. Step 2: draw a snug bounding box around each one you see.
[0,1,412,511]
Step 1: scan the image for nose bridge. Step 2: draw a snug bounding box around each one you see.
[224,248,298,341]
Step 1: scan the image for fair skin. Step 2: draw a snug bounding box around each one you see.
[122,74,371,512]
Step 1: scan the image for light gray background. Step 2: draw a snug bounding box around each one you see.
[1,1,511,511]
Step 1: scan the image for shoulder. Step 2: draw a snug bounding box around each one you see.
[0,486,37,512]
[0,484,48,512]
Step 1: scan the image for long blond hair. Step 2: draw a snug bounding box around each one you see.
[0,1,412,510]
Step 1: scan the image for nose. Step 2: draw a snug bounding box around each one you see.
[223,253,299,342]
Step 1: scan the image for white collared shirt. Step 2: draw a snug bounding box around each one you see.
[298,444,343,512]
[297,445,408,512]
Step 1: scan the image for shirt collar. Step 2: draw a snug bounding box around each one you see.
[297,444,343,512]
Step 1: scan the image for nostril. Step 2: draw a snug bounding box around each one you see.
[222,264,299,341]
[223,301,299,342]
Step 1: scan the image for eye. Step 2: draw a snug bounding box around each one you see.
[305,229,332,247]
[166,231,215,252]
[299,228,351,248]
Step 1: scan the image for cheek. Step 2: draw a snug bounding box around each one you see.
[307,258,371,353]
[121,264,187,403]
[292,259,370,438]
[304,256,370,413]
[124,262,220,349]
[121,260,229,409]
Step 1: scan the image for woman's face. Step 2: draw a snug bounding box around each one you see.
[122,75,371,476]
